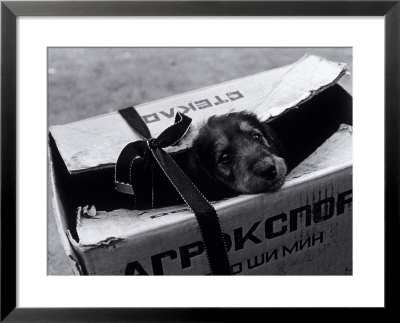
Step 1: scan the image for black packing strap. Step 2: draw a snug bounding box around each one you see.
[118,107,232,275]
[151,148,231,275]
[119,106,152,139]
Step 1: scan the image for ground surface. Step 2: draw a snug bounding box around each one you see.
[48,47,352,275]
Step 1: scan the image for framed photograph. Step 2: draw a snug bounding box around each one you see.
[1,0,398,320]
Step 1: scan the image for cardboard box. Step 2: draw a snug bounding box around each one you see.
[49,55,352,275]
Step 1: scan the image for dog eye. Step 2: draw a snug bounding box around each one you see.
[219,153,230,164]
[252,132,262,142]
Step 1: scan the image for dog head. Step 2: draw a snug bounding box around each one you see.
[190,111,287,194]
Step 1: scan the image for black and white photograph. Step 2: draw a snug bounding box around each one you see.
[48,47,353,276]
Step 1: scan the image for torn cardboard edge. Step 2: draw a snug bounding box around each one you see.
[70,124,352,251]
[49,148,84,275]
[49,54,350,175]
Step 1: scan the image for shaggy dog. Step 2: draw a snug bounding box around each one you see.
[186,111,287,200]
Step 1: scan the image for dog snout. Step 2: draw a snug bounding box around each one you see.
[261,165,277,180]
[259,164,277,180]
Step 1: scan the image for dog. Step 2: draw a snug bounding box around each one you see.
[186,111,287,200]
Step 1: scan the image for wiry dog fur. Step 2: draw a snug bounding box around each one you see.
[186,111,287,200]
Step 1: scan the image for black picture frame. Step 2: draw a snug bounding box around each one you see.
[1,1,399,321]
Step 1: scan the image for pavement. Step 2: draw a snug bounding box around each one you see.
[48,47,352,275]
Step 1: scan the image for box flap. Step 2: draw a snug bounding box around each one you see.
[287,124,352,180]
[49,54,349,174]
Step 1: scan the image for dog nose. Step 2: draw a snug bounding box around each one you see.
[260,164,277,180]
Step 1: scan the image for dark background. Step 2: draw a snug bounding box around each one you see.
[48,47,352,275]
